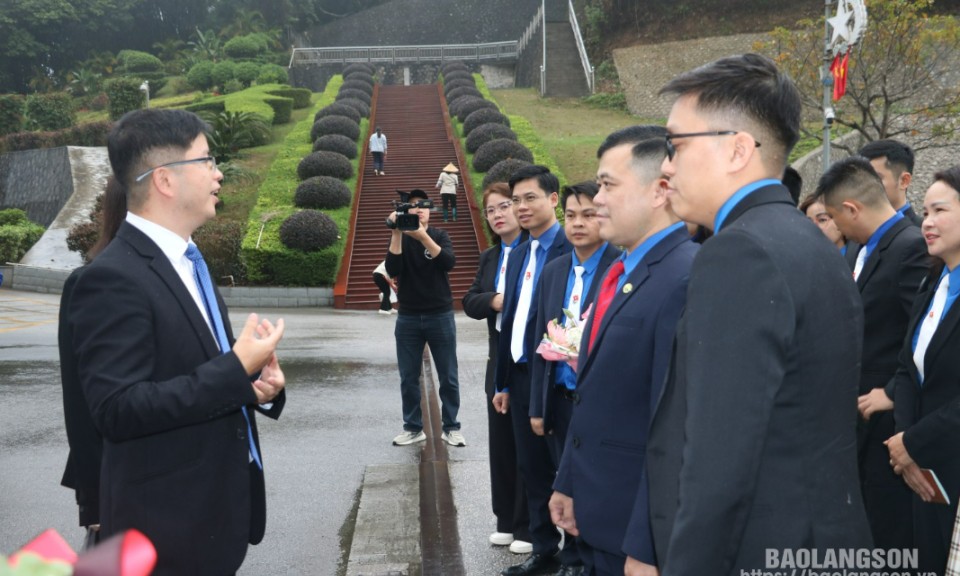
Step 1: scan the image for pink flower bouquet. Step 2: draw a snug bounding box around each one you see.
[535,305,590,373]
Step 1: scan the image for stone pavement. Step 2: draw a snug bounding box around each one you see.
[0,286,532,575]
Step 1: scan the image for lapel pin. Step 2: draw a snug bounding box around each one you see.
[623,283,633,294]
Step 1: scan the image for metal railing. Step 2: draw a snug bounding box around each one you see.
[518,3,544,57]
[568,0,594,94]
[289,42,519,67]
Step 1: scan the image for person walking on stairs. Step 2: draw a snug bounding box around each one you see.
[437,162,460,221]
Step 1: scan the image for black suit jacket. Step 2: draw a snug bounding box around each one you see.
[646,184,871,574]
[463,244,504,396]
[59,266,102,527]
[894,267,960,512]
[69,222,284,576]
[528,243,620,429]
[554,227,696,562]
[494,228,572,395]
[902,204,923,227]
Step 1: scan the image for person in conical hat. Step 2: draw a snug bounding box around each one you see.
[436,162,460,222]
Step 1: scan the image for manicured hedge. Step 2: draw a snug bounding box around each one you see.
[264,97,293,124]
[310,115,360,141]
[0,209,44,263]
[473,138,533,172]
[0,95,24,136]
[241,75,363,285]
[446,86,482,104]
[266,88,312,109]
[314,103,361,124]
[466,123,517,153]
[25,93,75,131]
[463,108,510,136]
[280,210,340,251]
[343,63,374,76]
[0,120,112,154]
[335,97,370,118]
[313,134,358,158]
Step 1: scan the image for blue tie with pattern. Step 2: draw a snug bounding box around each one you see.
[185,243,263,469]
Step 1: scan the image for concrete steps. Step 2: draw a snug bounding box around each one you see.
[544,22,590,98]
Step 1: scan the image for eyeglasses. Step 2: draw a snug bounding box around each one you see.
[511,193,545,206]
[664,131,760,161]
[134,156,218,183]
[485,200,513,218]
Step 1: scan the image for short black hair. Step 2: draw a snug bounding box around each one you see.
[508,164,559,196]
[815,156,887,209]
[659,53,801,169]
[108,109,209,196]
[782,166,802,206]
[858,139,915,174]
[561,181,599,211]
[597,125,667,159]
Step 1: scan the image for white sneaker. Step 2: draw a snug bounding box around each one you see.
[378,309,392,315]
[392,430,426,446]
[441,430,466,447]
[508,539,533,554]
[489,532,514,546]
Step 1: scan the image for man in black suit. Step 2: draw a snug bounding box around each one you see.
[494,165,573,576]
[549,125,697,576]
[647,53,872,575]
[816,156,927,550]
[69,109,286,575]
[859,139,921,226]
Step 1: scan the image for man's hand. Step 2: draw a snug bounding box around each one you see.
[900,462,937,502]
[549,491,578,536]
[530,417,544,436]
[625,557,659,576]
[885,431,913,473]
[252,353,285,403]
[233,313,285,376]
[858,388,893,420]
[491,293,504,312]
[492,392,509,414]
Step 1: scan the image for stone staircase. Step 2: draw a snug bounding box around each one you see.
[544,22,590,98]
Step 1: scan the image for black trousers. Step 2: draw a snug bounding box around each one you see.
[372,273,392,311]
[859,411,913,550]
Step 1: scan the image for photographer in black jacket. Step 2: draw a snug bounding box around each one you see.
[385,188,465,447]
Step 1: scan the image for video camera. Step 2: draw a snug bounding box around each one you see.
[386,189,434,231]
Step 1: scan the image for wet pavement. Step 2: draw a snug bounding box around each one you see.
[0,288,527,575]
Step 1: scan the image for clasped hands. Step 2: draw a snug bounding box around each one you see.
[885,432,936,502]
[233,313,286,403]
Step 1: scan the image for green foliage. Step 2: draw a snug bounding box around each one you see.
[257,64,288,85]
[0,210,45,263]
[583,91,627,111]
[24,93,75,131]
[224,35,262,60]
[223,79,244,94]
[202,109,272,162]
[0,120,111,154]
[267,88,311,109]
[0,94,24,136]
[294,176,352,209]
[185,100,226,115]
[105,77,144,120]
[118,49,163,73]
[193,218,246,281]
[235,61,261,87]
[211,61,237,88]
[297,150,353,180]
[0,552,72,576]
[264,97,293,124]
[473,138,534,172]
[187,61,216,91]
[279,209,340,251]
[242,75,360,285]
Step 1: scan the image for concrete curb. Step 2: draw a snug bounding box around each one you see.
[347,464,421,576]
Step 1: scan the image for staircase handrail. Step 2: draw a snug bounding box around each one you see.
[568,0,595,94]
[518,3,544,56]
[289,42,518,67]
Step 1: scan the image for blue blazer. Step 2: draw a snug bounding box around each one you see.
[552,227,696,562]
[529,243,621,428]
[494,229,572,394]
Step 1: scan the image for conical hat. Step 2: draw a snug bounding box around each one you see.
[443,162,459,173]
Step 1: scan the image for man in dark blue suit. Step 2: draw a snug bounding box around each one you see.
[549,125,697,576]
[528,181,620,575]
[494,165,573,576]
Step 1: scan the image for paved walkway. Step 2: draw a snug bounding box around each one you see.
[0,287,525,575]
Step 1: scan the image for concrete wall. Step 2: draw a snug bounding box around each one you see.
[516,24,544,90]
[0,147,74,227]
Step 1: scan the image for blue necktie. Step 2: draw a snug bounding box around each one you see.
[186,243,263,469]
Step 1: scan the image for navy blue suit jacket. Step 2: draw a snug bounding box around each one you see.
[494,229,572,395]
[553,227,696,562]
[529,243,620,428]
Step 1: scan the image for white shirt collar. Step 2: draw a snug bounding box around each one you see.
[125,211,193,259]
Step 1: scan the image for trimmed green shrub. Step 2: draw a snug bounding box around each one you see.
[294,176,352,210]
[441,61,469,75]
[464,108,511,136]
[314,103,360,124]
[344,71,375,86]
[0,210,44,263]
[224,35,262,59]
[235,62,261,87]
[118,50,163,73]
[0,95,24,136]
[0,120,111,153]
[0,208,29,226]
[24,93,75,131]
[202,110,272,161]
[266,88,312,109]
[193,218,246,282]
[310,115,360,141]
[212,61,237,88]
[66,220,98,261]
[334,97,369,118]
[279,210,340,252]
[473,139,533,172]
[443,70,473,84]
[313,134,358,158]
[446,86,482,104]
[449,95,492,120]
[68,120,113,146]
[185,100,226,115]
[458,99,500,123]
[337,88,371,106]
[263,97,293,124]
[187,61,216,91]
[223,79,244,94]
[341,79,373,96]
[481,158,533,189]
[444,79,476,97]
[466,123,517,153]
[257,64,288,85]
[343,63,373,76]
[105,78,145,120]
[297,150,353,180]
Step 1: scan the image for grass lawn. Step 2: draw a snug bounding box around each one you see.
[490,88,659,183]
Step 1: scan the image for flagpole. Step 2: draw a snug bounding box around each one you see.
[823,0,834,169]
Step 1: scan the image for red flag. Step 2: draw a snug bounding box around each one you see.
[831,50,850,101]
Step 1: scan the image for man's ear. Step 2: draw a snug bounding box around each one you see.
[548,191,559,208]
[899,171,913,193]
[729,132,757,172]
[151,167,177,200]
[840,199,861,219]
[651,177,670,208]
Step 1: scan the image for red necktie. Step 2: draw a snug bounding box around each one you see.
[588,260,625,354]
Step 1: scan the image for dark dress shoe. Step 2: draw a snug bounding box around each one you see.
[552,565,584,576]
[501,553,559,576]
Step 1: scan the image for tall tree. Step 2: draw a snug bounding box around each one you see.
[767,0,960,151]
